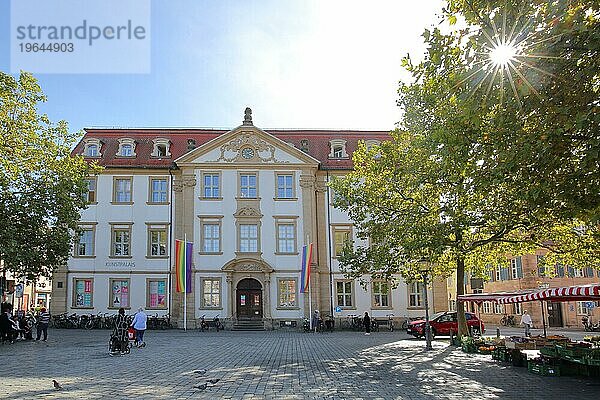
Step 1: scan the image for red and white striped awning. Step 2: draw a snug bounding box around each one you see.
[498,284,600,304]
[457,291,534,303]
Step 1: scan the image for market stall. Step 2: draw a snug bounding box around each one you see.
[458,284,600,377]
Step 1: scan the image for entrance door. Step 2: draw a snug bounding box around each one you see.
[236,278,263,320]
[547,302,563,327]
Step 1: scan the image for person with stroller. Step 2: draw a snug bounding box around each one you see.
[110,308,129,356]
[131,307,148,348]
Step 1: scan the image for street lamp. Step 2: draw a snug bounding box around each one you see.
[420,262,433,351]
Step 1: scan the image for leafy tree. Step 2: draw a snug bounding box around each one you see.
[0,72,98,282]
[332,0,600,336]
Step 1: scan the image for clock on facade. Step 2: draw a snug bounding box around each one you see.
[241,147,255,159]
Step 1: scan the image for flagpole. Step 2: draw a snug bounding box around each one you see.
[184,233,187,331]
[306,235,312,330]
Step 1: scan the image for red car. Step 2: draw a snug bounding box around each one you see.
[407,311,484,338]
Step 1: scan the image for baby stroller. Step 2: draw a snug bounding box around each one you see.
[109,315,132,356]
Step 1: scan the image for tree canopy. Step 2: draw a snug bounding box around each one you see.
[0,72,98,282]
[330,0,599,336]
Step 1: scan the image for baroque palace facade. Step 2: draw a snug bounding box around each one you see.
[50,110,434,329]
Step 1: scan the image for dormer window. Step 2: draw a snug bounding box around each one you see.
[151,138,171,158]
[300,139,309,153]
[87,144,98,156]
[365,140,381,151]
[329,139,348,159]
[117,138,136,157]
[83,138,102,157]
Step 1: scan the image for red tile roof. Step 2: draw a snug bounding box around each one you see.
[75,127,391,170]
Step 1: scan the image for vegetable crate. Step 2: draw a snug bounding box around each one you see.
[528,361,561,377]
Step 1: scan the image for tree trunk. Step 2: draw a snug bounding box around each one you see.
[456,254,469,338]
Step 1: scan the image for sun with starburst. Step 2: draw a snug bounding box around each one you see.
[457,7,562,108]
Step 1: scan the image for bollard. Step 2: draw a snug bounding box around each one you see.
[496,328,500,338]
[449,329,454,346]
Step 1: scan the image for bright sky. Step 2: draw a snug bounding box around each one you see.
[0,0,444,132]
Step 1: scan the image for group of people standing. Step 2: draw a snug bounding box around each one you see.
[0,303,50,343]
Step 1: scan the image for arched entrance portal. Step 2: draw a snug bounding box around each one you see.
[236,278,263,320]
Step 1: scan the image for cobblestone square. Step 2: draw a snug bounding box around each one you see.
[1,329,599,399]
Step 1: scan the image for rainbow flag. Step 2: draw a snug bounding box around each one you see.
[300,243,313,293]
[175,239,192,293]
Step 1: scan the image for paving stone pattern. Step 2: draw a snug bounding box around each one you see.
[1,329,598,399]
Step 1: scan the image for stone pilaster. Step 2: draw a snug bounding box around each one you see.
[171,172,197,328]
[300,172,320,315]
[315,175,333,317]
[50,267,68,315]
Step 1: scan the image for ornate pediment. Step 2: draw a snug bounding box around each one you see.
[222,258,274,273]
[234,206,263,218]
[214,133,288,163]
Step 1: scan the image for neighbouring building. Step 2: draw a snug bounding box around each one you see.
[459,253,600,328]
[51,109,434,329]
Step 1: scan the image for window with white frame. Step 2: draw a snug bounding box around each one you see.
[147,279,167,309]
[510,257,523,279]
[113,177,133,203]
[75,227,95,256]
[278,279,297,308]
[83,138,102,157]
[240,173,257,198]
[494,303,505,314]
[201,279,221,308]
[333,227,351,257]
[372,281,390,308]
[577,301,592,315]
[336,280,353,307]
[495,268,501,281]
[84,177,97,203]
[276,222,296,254]
[276,173,294,199]
[73,278,93,308]
[408,282,424,308]
[482,301,492,314]
[148,227,167,257]
[514,303,522,315]
[149,178,168,203]
[202,173,221,198]
[111,225,131,257]
[329,139,348,158]
[202,222,221,253]
[239,224,258,252]
[574,268,584,277]
[110,279,130,308]
[151,138,171,157]
[117,138,136,157]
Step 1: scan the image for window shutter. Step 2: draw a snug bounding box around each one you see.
[567,266,574,278]
[557,264,565,277]
[538,266,545,277]
[516,257,523,278]
[585,267,593,278]
[500,267,508,281]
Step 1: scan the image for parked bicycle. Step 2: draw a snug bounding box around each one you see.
[500,314,516,327]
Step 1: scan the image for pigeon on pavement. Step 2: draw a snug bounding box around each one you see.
[192,369,207,375]
[207,379,220,385]
[194,383,207,390]
[52,380,62,390]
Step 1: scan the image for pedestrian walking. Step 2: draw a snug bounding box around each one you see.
[520,310,532,337]
[312,310,320,333]
[0,305,12,343]
[131,307,148,347]
[363,311,371,335]
[36,307,50,341]
[110,308,129,355]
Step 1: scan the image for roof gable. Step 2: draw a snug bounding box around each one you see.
[175,125,320,167]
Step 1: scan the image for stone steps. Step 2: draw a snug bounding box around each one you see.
[232,319,265,331]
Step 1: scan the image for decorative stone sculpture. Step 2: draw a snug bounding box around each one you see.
[243,107,253,125]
